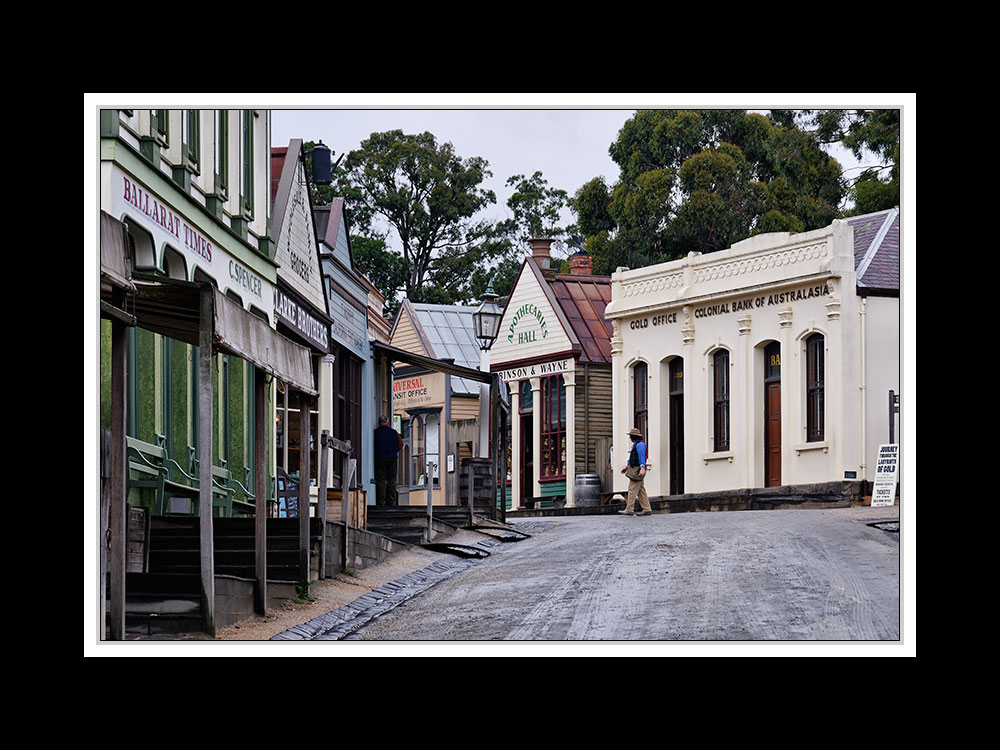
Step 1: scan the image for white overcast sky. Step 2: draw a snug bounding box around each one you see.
[264,93,911,249]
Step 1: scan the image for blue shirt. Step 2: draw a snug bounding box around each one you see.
[629,440,647,467]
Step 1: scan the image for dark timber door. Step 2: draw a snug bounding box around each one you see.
[669,358,684,495]
[764,342,781,487]
[520,414,533,505]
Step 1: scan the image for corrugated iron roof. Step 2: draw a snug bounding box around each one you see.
[409,302,484,396]
[548,273,614,363]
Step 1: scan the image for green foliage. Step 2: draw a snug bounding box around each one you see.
[575,109,854,271]
[295,579,317,603]
[337,129,497,298]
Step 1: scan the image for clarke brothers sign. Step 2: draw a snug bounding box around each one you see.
[274,287,329,352]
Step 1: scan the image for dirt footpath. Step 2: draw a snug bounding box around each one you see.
[214,530,488,641]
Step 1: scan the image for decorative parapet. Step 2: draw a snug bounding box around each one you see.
[606,222,856,321]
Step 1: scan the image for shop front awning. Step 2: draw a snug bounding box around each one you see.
[100,211,136,294]
[373,341,491,384]
[99,210,314,393]
[128,277,317,396]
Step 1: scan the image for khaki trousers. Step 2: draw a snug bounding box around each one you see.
[625,475,651,513]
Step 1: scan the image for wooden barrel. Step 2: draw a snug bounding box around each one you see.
[575,474,602,507]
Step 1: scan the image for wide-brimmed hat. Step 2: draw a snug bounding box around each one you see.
[628,428,643,437]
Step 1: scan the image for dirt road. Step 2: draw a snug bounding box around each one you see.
[350,506,903,645]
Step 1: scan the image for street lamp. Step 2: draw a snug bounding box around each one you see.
[473,281,503,351]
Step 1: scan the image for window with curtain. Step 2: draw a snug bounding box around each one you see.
[713,349,730,452]
[806,334,825,442]
[540,374,566,479]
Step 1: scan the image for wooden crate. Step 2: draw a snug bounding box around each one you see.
[324,488,368,529]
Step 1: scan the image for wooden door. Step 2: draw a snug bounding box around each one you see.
[764,343,781,487]
[520,414,534,504]
[669,358,684,495]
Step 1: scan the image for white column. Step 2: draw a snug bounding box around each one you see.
[610,320,625,495]
[509,382,520,511]
[531,376,541,499]
[564,367,576,507]
[737,313,753,488]
[778,306,794,485]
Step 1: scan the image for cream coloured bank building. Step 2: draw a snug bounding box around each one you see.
[603,209,900,503]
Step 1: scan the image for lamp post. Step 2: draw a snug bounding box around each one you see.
[473,281,502,459]
[472,282,503,520]
[473,281,503,351]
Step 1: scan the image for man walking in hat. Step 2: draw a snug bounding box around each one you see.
[620,427,652,516]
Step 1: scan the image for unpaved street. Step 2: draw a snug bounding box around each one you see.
[351,506,903,645]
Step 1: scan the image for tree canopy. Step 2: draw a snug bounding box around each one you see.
[572,109,875,275]
[334,130,497,305]
[305,109,900,322]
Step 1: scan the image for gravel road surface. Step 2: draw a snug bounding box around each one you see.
[350,506,903,647]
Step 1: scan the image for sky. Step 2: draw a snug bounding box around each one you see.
[267,94,901,257]
[271,106,632,233]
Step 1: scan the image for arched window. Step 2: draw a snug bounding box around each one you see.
[412,412,440,487]
[713,349,730,452]
[632,361,648,439]
[806,334,825,442]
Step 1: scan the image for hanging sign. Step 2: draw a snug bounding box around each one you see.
[274,286,330,352]
[871,444,899,507]
[393,372,445,411]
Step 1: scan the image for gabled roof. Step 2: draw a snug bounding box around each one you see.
[848,208,899,292]
[548,272,614,363]
[407,302,483,396]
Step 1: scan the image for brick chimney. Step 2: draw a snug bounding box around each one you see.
[568,250,593,276]
[529,238,554,269]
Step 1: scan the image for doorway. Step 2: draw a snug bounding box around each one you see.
[668,358,684,495]
[519,380,534,506]
[520,414,534,505]
[764,342,781,487]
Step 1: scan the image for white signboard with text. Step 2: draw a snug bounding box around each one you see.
[871,444,899,507]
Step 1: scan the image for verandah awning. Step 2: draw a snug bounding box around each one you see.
[99,212,315,395]
[129,278,317,396]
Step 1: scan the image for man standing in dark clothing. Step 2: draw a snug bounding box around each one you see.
[374,415,403,506]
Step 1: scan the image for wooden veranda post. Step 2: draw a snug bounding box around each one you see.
[299,395,311,583]
[317,430,330,579]
[198,286,216,636]
[254,368,267,615]
[108,289,128,640]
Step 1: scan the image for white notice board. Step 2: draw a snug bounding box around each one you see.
[871,444,899,507]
